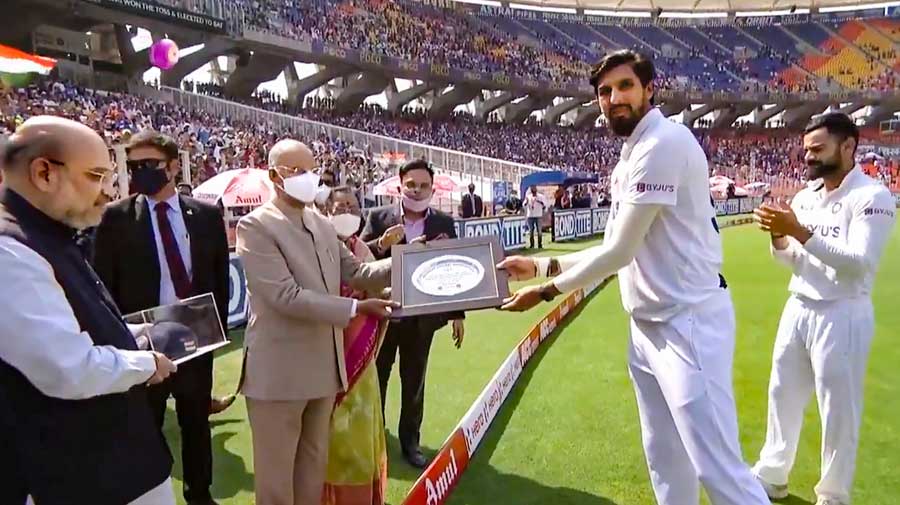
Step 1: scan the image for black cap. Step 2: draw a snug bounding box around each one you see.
[148,321,199,361]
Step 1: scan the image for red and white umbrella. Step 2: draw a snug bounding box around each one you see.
[711,184,749,199]
[709,175,735,187]
[192,168,273,208]
[745,182,771,196]
[372,174,461,197]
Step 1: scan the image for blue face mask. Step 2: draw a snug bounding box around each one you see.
[127,159,170,196]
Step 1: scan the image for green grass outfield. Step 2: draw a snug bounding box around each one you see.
[168,223,900,505]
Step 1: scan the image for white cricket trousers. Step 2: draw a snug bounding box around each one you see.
[628,290,769,505]
[753,295,874,504]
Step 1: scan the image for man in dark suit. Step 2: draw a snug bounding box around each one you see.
[360,159,465,468]
[93,130,229,505]
[460,183,484,218]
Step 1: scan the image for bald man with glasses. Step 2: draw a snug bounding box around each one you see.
[0,116,177,505]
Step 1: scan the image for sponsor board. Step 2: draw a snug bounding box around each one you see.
[456,216,528,251]
[227,252,249,329]
[401,286,589,505]
[402,429,470,505]
[462,218,501,240]
[715,199,741,216]
[83,0,226,33]
[552,209,595,242]
[459,346,524,454]
[500,216,528,251]
[592,208,610,235]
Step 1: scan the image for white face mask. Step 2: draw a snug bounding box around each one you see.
[330,213,361,238]
[314,185,332,205]
[402,194,431,213]
[282,171,320,204]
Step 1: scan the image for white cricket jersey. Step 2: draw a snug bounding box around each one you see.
[776,166,896,301]
[608,108,723,322]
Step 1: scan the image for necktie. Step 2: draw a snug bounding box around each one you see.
[155,201,193,299]
[470,194,476,215]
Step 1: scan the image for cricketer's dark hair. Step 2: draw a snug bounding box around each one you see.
[398,159,434,181]
[589,50,656,94]
[804,113,859,154]
[125,129,179,161]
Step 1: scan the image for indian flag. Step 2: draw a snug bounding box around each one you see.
[0,44,56,76]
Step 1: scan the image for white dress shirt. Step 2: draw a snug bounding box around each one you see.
[0,237,156,400]
[524,193,548,218]
[772,166,896,301]
[147,194,193,305]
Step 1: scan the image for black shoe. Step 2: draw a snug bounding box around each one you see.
[402,447,429,469]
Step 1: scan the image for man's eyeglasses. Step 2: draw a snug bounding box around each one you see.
[46,158,118,186]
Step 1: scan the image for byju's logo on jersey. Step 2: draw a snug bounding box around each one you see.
[635,182,675,193]
[864,207,895,217]
[805,224,841,238]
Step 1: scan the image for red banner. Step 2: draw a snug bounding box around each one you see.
[402,429,470,505]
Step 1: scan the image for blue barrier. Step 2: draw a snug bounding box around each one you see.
[227,252,249,329]
[552,198,762,243]
[457,215,529,251]
[552,208,610,242]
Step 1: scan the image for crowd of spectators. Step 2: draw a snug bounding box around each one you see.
[0,79,385,198]
[216,0,899,95]
[2,78,898,201]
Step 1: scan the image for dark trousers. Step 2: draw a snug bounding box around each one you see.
[527,217,542,248]
[0,450,25,505]
[147,353,213,502]
[376,319,435,452]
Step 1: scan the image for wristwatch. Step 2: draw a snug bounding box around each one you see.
[539,282,559,302]
[547,258,561,277]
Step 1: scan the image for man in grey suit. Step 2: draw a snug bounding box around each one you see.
[237,139,396,505]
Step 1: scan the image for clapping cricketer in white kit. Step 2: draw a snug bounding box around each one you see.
[751,113,896,505]
[497,50,770,505]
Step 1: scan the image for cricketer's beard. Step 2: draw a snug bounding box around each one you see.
[806,154,842,180]
[606,102,648,137]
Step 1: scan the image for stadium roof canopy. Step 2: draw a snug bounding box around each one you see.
[481,0,898,15]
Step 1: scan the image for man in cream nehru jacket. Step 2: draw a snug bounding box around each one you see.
[237,139,396,505]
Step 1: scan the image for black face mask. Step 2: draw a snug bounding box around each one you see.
[128,159,170,196]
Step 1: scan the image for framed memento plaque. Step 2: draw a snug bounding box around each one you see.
[124,293,230,365]
[390,235,510,318]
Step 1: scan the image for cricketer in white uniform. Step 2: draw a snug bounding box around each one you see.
[751,113,896,505]
[498,50,769,505]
